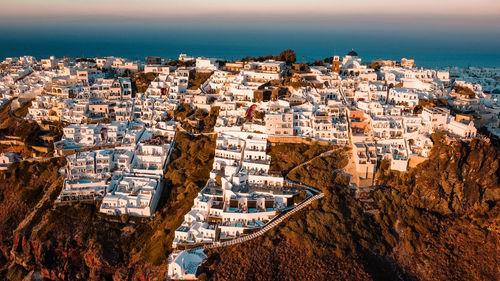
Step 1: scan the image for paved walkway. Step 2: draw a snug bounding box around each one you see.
[201,192,324,250]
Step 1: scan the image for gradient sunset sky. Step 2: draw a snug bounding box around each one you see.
[1,0,499,67]
[2,0,500,20]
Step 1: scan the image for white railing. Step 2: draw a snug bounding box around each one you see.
[202,192,324,250]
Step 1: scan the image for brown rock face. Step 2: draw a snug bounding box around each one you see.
[1,133,215,281]
[403,139,499,215]
[1,137,497,281]
[201,140,499,281]
[376,139,500,281]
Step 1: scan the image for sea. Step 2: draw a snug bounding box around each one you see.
[1,17,499,69]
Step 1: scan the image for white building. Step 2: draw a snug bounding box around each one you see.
[0,152,21,170]
[421,107,450,132]
[100,175,162,217]
[447,118,477,138]
[196,57,219,71]
[167,249,206,280]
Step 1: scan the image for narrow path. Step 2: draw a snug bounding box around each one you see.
[12,177,62,234]
[284,149,334,192]
[14,70,34,83]
[191,150,332,251]
[9,177,62,272]
[20,156,59,163]
[202,192,324,250]
[7,98,23,121]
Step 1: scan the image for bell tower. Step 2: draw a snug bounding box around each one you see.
[331,55,340,73]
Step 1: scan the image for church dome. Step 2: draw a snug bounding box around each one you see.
[347,49,358,56]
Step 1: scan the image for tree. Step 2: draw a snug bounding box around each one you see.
[277,49,296,65]
[313,59,325,66]
[240,50,296,64]
[430,131,445,145]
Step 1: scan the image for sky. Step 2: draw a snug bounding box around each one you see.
[1,0,500,20]
[0,0,499,32]
[0,0,499,67]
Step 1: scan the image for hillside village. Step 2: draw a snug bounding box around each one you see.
[0,51,499,279]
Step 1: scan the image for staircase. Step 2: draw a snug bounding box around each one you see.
[202,192,324,250]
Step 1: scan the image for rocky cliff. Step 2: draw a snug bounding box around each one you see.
[201,139,499,281]
[387,139,499,215]
[374,139,499,281]
[1,137,498,281]
[0,132,216,281]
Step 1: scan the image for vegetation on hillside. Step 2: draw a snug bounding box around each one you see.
[188,71,213,90]
[241,49,296,65]
[136,132,215,265]
[452,85,476,99]
[267,142,334,175]
[0,158,65,278]
[371,139,499,280]
[132,71,157,94]
[287,149,349,185]
[166,60,195,68]
[175,103,219,133]
[412,98,456,115]
[377,139,498,215]
[0,131,216,280]
[0,100,48,148]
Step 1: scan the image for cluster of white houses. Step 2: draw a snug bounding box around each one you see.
[172,131,297,249]
[164,52,496,279]
[56,127,176,217]
[1,53,497,280]
[168,131,302,280]
[54,119,177,152]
